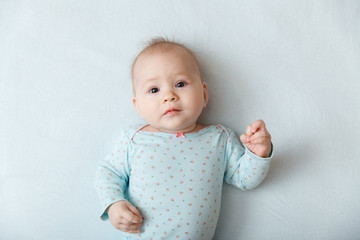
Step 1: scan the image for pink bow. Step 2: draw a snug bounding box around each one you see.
[176,132,185,138]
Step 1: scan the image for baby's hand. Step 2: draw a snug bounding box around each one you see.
[107,200,144,234]
[240,119,272,158]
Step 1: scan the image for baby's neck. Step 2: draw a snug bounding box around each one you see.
[141,123,206,134]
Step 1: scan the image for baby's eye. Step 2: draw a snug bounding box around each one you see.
[149,88,159,93]
[176,82,186,88]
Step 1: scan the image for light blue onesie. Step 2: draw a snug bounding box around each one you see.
[95,124,273,240]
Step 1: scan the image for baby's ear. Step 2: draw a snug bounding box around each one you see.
[202,82,209,107]
[132,97,143,118]
[132,97,138,110]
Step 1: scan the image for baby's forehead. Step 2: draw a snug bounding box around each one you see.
[132,44,199,76]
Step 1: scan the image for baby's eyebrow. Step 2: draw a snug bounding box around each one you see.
[142,77,159,85]
[173,72,191,77]
[141,73,193,87]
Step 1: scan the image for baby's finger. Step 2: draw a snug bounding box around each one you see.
[127,229,140,234]
[119,221,143,229]
[240,134,250,143]
[122,208,143,224]
[118,218,143,226]
[250,120,266,133]
[118,224,141,234]
[115,221,142,233]
[249,136,271,145]
[127,203,143,221]
[246,125,253,136]
[249,129,271,142]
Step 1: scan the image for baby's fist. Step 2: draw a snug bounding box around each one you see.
[240,119,272,158]
[107,200,144,234]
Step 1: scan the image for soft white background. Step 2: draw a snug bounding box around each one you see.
[1,0,359,239]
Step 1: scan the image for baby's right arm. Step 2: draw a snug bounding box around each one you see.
[107,200,144,234]
[95,129,143,233]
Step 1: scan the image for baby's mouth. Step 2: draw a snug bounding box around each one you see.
[164,108,181,115]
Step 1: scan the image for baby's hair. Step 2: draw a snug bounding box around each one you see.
[131,37,200,80]
[142,37,187,54]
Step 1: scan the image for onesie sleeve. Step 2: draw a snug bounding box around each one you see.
[94,128,132,220]
[223,128,273,191]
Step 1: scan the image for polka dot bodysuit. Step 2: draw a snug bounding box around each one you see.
[95,124,273,239]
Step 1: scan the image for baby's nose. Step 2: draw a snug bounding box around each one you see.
[163,90,178,102]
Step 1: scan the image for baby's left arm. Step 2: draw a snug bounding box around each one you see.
[223,120,273,191]
[239,120,272,158]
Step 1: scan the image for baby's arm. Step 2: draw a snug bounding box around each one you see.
[94,129,144,233]
[223,122,273,190]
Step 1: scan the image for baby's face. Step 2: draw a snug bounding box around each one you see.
[132,47,208,133]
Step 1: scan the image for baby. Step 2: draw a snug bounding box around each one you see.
[95,38,273,240]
